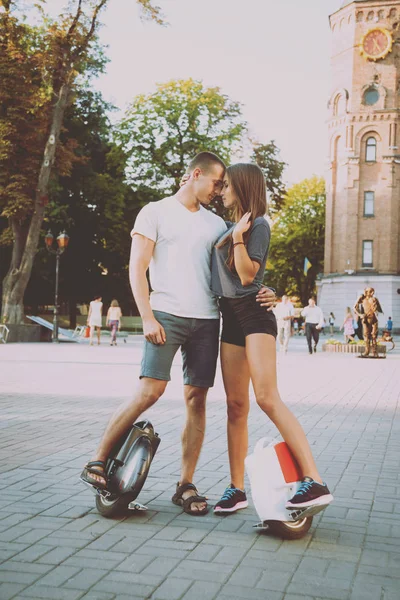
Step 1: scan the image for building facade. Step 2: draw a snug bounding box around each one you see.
[317,0,400,328]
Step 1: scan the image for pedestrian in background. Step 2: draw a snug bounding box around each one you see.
[340,307,355,343]
[87,295,103,346]
[301,297,324,355]
[106,300,122,346]
[328,312,335,336]
[386,316,393,334]
[274,295,294,353]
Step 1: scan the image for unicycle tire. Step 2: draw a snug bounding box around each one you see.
[95,493,137,518]
[266,517,313,539]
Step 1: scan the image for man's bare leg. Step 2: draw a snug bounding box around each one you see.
[87,377,167,486]
[179,385,208,512]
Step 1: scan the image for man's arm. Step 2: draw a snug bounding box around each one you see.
[129,234,166,345]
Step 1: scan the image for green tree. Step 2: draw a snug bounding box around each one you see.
[39,89,138,324]
[5,86,144,325]
[0,0,163,324]
[266,176,325,305]
[251,140,287,214]
[116,78,247,197]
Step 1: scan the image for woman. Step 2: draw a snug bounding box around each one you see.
[329,312,335,336]
[87,295,103,346]
[340,307,355,343]
[106,299,122,346]
[211,163,333,515]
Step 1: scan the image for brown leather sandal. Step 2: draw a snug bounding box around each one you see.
[171,482,209,516]
[80,460,107,490]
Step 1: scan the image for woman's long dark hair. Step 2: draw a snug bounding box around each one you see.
[216,163,267,271]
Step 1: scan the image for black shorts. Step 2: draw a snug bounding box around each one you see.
[219,294,277,347]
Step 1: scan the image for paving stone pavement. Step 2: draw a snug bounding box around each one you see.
[0,336,399,600]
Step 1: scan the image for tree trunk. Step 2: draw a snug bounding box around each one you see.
[69,297,77,329]
[1,273,25,323]
[1,80,72,324]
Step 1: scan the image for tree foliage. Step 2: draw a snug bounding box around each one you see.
[0,1,290,324]
[39,89,136,320]
[2,86,144,321]
[116,78,247,197]
[0,0,163,324]
[266,176,325,305]
[251,141,286,214]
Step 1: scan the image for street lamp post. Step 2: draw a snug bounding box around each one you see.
[45,231,70,343]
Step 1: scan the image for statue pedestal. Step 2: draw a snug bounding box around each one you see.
[322,343,386,355]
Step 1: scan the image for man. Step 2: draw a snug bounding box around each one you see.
[301,297,324,355]
[274,295,294,353]
[81,152,276,514]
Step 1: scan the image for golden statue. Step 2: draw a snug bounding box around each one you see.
[353,287,383,358]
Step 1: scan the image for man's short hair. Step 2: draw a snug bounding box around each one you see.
[187,152,225,174]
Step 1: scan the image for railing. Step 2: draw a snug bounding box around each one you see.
[0,324,10,344]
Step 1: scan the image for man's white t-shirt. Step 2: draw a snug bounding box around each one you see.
[131,196,227,319]
[301,305,324,328]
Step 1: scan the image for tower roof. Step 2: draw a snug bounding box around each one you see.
[341,0,384,5]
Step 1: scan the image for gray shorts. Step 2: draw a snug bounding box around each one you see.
[140,311,220,388]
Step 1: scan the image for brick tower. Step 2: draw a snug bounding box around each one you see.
[317,0,400,328]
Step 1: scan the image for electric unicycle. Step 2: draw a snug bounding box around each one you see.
[88,420,160,518]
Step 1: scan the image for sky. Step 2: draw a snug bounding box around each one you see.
[49,0,344,184]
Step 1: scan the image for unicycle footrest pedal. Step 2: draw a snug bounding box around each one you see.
[287,503,330,519]
[287,507,309,520]
[128,501,148,511]
[80,478,112,498]
[253,521,270,531]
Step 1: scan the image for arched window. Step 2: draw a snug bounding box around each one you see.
[390,8,397,19]
[378,10,384,20]
[334,94,346,116]
[365,137,377,162]
[367,11,374,22]
[356,11,363,22]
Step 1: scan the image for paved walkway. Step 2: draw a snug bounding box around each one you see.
[0,336,399,600]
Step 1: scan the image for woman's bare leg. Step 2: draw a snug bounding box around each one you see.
[220,342,251,490]
[245,333,322,483]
